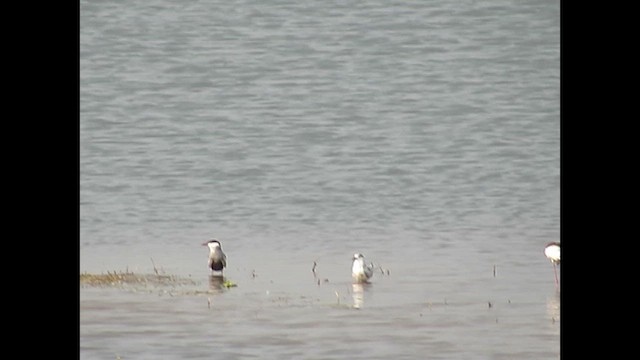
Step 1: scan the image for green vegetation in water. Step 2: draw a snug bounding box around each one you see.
[223,280,237,288]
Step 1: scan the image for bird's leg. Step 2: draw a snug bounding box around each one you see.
[552,263,559,288]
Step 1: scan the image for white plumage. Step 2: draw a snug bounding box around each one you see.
[202,239,227,274]
[544,242,560,287]
[352,253,374,283]
[544,243,560,264]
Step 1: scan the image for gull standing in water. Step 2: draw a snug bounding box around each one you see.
[203,239,227,276]
[352,253,374,283]
[544,242,560,287]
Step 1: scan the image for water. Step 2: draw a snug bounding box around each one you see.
[80,0,560,358]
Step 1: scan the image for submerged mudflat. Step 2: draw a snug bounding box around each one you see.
[79,271,238,296]
[80,271,194,286]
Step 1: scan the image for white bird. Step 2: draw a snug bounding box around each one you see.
[544,242,560,287]
[202,239,227,275]
[352,253,374,283]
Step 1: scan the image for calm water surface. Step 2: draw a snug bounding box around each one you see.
[80,0,560,358]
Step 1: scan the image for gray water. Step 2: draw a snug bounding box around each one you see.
[80,0,560,358]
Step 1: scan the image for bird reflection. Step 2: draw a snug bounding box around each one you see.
[208,275,226,292]
[352,283,370,309]
[546,291,560,324]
